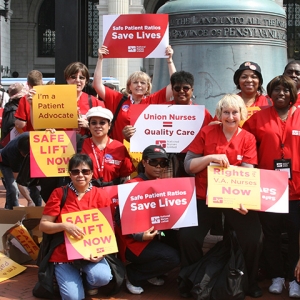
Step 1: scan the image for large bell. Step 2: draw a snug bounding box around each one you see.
[152,0,287,114]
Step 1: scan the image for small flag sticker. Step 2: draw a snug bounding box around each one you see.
[163,121,172,127]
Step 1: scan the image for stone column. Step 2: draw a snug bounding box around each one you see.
[97,0,129,90]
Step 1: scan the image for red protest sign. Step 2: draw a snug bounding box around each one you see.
[103,14,169,58]
[118,177,198,234]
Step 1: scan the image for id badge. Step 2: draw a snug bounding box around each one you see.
[274,159,292,179]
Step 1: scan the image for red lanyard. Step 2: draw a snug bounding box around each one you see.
[271,106,293,159]
[90,137,110,180]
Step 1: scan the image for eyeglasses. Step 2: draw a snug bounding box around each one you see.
[69,169,92,176]
[173,86,191,93]
[70,75,86,81]
[90,120,108,126]
[146,159,169,168]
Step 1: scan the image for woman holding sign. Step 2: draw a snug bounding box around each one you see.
[181,94,263,298]
[81,106,135,186]
[64,62,105,136]
[243,76,300,298]
[115,145,180,295]
[93,45,176,142]
[39,154,113,299]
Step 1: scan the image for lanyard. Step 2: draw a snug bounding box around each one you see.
[271,106,293,159]
[90,137,110,180]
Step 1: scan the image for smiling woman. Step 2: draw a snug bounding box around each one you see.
[233,61,271,108]
[242,75,300,297]
[38,153,114,299]
[180,94,263,298]
[81,106,135,187]
[64,62,105,136]
[93,45,177,142]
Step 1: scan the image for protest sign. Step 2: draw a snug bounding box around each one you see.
[61,208,118,260]
[32,85,77,130]
[207,165,289,212]
[118,177,198,235]
[30,131,76,177]
[123,139,142,178]
[130,104,205,152]
[103,14,169,58]
[0,252,26,283]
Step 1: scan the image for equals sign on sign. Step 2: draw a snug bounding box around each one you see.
[163,121,172,127]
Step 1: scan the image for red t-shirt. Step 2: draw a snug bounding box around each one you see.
[243,106,300,200]
[14,95,33,131]
[104,86,167,142]
[14,92,104,134]
[294,93,300,109]
[188,124,257,199]
[115,176,153,260]
[43,186,111,262]
[237,92,272,108]
[81,138,135,182]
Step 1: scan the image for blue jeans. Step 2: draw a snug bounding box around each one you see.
[54,258,112,300]
[29,186,42,206]
[0,163,19,209]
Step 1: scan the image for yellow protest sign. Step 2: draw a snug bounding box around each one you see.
[0,252,26,283]
[123,139,142,178]
[61,208,118,260]
[32,85,78,129]
[240,106,261,127]
[8,224,39,260]
[207,165,261,210]
[30,131,76,177]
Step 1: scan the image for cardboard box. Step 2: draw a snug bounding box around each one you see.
[0,207,44,264]
[0,209,32,264]
[0,209,26,251]
[13,206,44,244]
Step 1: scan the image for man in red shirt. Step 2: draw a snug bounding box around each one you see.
[14,70,43,132]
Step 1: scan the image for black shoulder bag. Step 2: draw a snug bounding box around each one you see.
[32,186,68,299]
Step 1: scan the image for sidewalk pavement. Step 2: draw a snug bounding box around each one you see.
[0,182,293,300]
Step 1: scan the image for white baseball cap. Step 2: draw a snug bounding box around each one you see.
[86,106,113,122]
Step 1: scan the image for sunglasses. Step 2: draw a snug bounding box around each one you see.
[70,75,86,81]
[90,120,108,126]
[173,86,191,93]
[69,169,92,176]
[146,159,169,168]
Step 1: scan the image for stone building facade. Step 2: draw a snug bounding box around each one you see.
[0,0,294,90]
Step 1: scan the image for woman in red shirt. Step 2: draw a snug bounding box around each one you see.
[81,106,135,186]
[181,94,263,298]
[115,145,180,294]
[93,45,176,142]
[39,153,113,299]
[233,61,271,109]
[243,75,300,298]
[64,62,105,136]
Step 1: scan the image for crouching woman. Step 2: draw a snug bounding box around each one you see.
[39,154,112,300]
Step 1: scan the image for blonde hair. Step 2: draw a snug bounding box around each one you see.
[126,71,152,96]
[215,94,248,121]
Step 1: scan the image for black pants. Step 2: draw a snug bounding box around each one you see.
[178,200,263,287]
[259,200,300,281]
[125,239,180,286]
